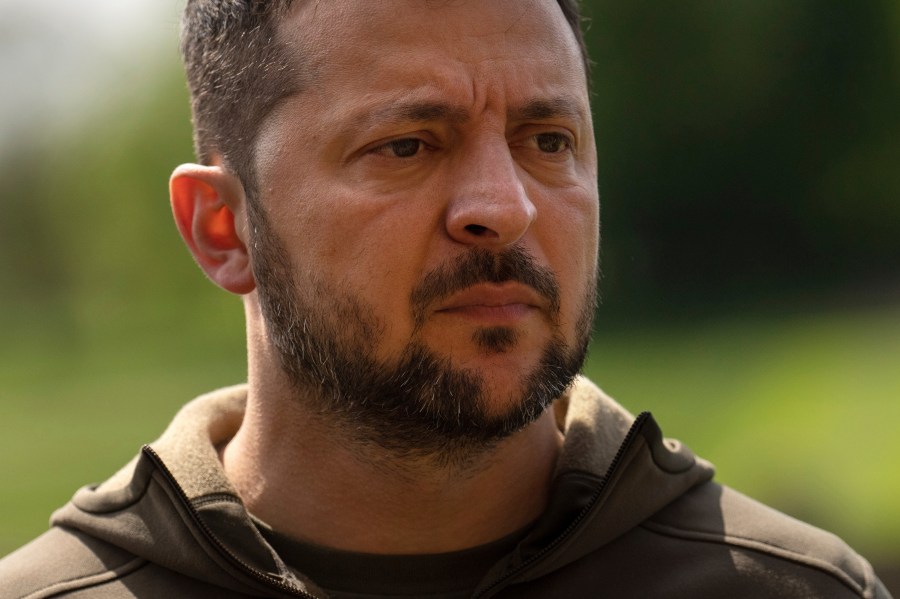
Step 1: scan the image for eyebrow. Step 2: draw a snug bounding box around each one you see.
[511,97,586,123]
[346,96,585,135]
[351,101,471,131]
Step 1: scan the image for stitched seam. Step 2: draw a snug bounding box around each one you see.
[641,520,867,597]
[192,492,244,509]
[21,557,148,599]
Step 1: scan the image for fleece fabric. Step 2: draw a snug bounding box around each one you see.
[0,378,892,598]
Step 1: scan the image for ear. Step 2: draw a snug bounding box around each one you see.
[170,163,256,295]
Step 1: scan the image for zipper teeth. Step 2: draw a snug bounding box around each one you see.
[473,411,651,599]
[142,446,318,599]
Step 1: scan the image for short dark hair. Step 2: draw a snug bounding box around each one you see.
[180,0,589,197]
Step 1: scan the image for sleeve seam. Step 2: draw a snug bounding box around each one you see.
[20,557,148,599]
[640,520,871,598]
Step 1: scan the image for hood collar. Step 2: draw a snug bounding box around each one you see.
[54,379,714,597]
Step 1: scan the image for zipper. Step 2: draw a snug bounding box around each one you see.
[142,446,320,599]
[143,411,650,599]
[472,411,651,599]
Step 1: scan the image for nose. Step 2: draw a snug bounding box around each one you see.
[445,138,536,248]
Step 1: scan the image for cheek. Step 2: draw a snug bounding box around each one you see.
[537,186,599,324]
[274,181,440,329]
[320,192,435,275]
[570,189,600,272]
[541,182,599,254]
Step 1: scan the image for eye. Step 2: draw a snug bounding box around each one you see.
[375,138,424,158]
[534,132,572,154]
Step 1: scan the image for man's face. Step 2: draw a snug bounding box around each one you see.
[249,0,599,456]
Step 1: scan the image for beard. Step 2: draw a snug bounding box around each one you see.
[248,202,596,466]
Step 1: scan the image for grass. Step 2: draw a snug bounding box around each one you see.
[2,300,898,569]
[586,302,900,561]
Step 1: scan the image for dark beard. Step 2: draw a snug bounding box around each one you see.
[247,201,595,465]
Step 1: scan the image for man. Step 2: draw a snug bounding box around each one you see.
[0,1,891,597]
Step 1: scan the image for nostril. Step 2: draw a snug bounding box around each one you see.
[465,224,488,236]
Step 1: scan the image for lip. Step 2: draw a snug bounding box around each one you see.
[435,283,544,323]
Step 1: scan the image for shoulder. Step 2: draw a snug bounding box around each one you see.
[0,526,244,599]
[0,526,144,597]
[641,481,889,598]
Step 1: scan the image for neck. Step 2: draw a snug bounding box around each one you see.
[221,373,563,554]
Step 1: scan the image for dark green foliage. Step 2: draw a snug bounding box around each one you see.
[583,0,900,315]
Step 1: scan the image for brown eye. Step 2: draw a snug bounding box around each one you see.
[535,133,570,153]
[385,138,422,158]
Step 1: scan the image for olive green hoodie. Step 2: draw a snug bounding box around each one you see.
[0,379,891,598]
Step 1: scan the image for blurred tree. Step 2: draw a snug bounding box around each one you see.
[0,66,209,349]
[584,0,900,317]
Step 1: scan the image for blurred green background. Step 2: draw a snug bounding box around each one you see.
[1,0,898,587]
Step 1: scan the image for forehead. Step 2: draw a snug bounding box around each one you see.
[284,0,575,48]
[277,0,588,105]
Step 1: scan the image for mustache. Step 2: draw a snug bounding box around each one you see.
[410,247,561,328]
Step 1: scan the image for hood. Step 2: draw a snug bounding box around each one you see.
[52,385,320,598]
[51,379,714,598]
[471,378,715,597]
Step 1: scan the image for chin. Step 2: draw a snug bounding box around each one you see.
[470,364,545,417]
